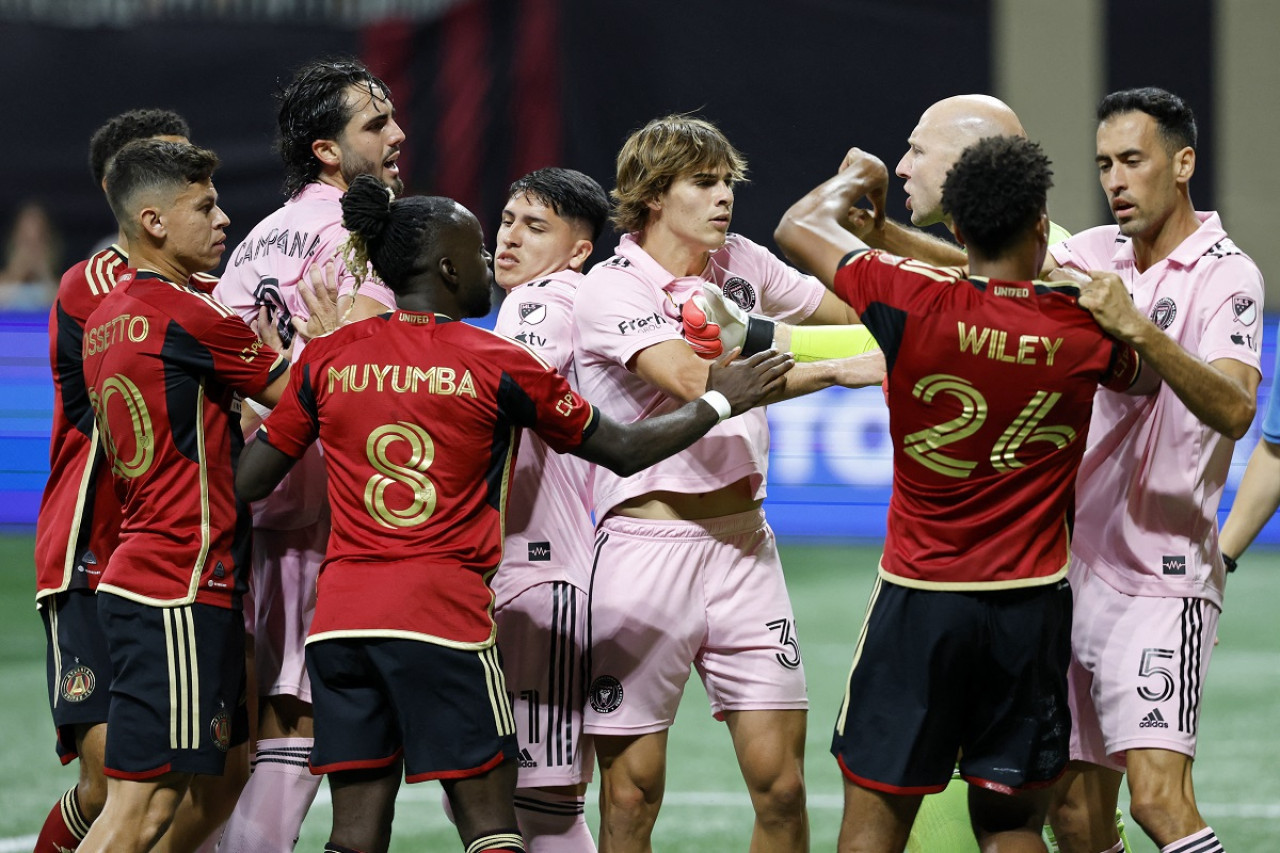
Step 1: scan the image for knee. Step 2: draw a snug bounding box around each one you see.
[76,774,109,820]
[747,766,807,825]
[1047,793,1094,849]
[1127,790,1194,842]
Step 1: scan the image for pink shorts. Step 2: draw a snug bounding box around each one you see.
[495,580,595,787]
[1067,560,1218,771]
[250,514,329,703]
[583,510,807,736]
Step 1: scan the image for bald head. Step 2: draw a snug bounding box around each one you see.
[896,94,1027,226]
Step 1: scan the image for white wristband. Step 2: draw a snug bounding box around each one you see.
[699,390,732,423]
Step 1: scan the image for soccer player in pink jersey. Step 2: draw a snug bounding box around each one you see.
[212,57,402,853]
[76,139,292,853]
[775,136,1149,853]
[491,168,610,851]
[572,115,884,853]
[234,174,792,853]
[1041,88,1263,853]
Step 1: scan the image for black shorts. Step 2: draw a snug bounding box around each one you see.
[831,576,1072,795]
[97,592,249,779]
[306,638,518,783]
[41,589,113,763]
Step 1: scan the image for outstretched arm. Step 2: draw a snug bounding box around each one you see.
[572,349,794,477]
[1219,437,1280,563]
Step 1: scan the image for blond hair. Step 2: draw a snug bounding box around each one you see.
[610,114,748,234]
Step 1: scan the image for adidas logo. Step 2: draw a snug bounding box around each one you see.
[1139,708,1169,729]
[517,748,538,768]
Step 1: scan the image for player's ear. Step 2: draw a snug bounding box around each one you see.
[312,137,341,170]
[439,256,459,289]
[139,206,165,239]
[1174,146,1195,185]
[568,239,593,272]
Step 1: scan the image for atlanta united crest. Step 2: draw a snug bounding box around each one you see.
[60,665,95,703]
[210,709,231,752]
[721,277,757,311]
[589,675,624,713]
[1149,297,1177,330]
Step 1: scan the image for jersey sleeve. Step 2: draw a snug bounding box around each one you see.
[738,237,826,323]
[573,265,682,370]
[1196,256,1265,370]
[494,280,576,373]
[258,354,321,459]
[1049,226,1115,271]
[178,297,288,398]
[1100,339,1143,391]
[495,343,597,455]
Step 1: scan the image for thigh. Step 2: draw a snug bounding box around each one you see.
[495,580,594,787]
[832,578,975,794]
[959,582,1073,792]
[584,518,705,735]
[43,589,113,762]
[250,518,327,703]
[305,639,401,776]
[98,594,248,778]
[698,517,808,716]
[1077,581,1218,763]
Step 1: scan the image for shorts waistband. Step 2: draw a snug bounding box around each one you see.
[600,508,768,540]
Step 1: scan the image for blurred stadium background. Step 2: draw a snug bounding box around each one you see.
[1,0,1278,849]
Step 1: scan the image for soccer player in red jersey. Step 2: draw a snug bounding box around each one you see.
[75,139,290,853]
[31,109,244,853]
[234,174,792,853]
[774,136,1152,853]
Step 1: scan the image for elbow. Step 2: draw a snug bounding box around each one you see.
[774,217,798,262]
[1223,402,1256,441]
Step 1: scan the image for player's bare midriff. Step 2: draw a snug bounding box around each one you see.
[609,477,761,520]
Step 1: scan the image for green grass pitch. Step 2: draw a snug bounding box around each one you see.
[1,535,1276,851]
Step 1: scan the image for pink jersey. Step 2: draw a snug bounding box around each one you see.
[491,270,595,598]
[573,232,825,518]
[1051,212,1264,607]
[215,182,381,530]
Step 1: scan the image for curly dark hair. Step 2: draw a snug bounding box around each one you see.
[340,174,466,297]
[508,168,610,242]
[104,139,219,235]
[1097,86,1197,153]
[277,58,392,200]
[941,136,1053,259]
[89,108,191,185]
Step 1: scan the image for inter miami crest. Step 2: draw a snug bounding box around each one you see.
[589,675,624,713]
[1149,297,1177,330]
[721,277,757,311]
[519,303,547,325]
[1232,294,1258,326]
[60,665,96,703]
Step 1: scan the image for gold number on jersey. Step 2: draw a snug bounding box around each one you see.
[903,374,985,478]
[990,391,1077,472]
[89,374,156,479]
[904,374,1078,479]
[364,421,437,529]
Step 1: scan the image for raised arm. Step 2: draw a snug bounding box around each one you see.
[774,148,888,287]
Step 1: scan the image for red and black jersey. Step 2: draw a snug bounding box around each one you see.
[83,269,285,608]
[35,246,129,600]
[258,311,598,648]
[834,250,1141,589]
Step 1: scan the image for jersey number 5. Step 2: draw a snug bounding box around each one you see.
[903,373,1077,478]
[364,422,438,529]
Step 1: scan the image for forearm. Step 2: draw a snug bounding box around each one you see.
[1218,438,1280,559]
[1125,323,1255,438]
[765,353,883,400]
[576,403,719,477]
[775,179,872,286]
[774,323,880,361]
[874,219,967,267]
